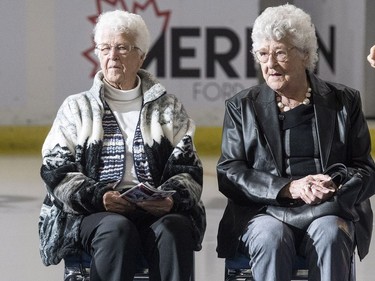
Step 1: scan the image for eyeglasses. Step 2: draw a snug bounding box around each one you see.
[95,44,142,56]
[254,47,296,63]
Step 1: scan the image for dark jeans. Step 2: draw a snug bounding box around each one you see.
[80,211,195,281]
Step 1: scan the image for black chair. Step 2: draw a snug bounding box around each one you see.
[64,252,149,281]
[64,251,195,281]
[224,252,356,281]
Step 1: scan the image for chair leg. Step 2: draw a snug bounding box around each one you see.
[133,274,149,281]
[64,266,90,281]
[225,268,253,281]
[350,254,356,281]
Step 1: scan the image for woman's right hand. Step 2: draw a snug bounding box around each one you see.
[283,174,336,205]
[367,45,375,68]
[103,191,136,213]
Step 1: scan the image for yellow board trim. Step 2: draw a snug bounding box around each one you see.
[0,126,50,154]
[370,129,375,158]
[1,125,375,158]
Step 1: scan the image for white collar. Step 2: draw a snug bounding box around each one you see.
[103,76,141,102]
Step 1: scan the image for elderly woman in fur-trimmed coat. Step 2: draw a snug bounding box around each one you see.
[38,10,205,281]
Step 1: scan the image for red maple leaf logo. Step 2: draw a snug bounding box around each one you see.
[82,0,171,78]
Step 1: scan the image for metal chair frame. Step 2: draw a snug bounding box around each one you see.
[64,252,195,281]
[64,252,150,281]
[224,253,356,281]
[64,266,150,281]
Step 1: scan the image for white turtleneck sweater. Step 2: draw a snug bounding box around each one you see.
[103,77,142,188]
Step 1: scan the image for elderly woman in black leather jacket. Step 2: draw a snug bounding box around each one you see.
[216,4,375,281]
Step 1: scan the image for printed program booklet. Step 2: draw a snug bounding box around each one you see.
[120,182,176,202]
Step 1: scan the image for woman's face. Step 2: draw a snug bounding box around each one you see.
[96,30,144,90]
[255,40,307,93]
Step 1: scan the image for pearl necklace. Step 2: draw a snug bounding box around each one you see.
[276,87,312,112]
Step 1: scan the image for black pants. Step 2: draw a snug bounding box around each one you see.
[80,211,195,281]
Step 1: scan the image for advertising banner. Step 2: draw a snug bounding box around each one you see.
[54,0,260,126]
[296,0,367,106]
[0,0,371,127]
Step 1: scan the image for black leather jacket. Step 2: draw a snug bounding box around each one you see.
[216,72,375,260]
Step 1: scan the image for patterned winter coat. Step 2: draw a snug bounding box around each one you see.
[38,69,206,266]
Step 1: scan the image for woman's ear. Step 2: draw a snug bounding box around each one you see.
[303,52,309,67]
[138,53,146,68]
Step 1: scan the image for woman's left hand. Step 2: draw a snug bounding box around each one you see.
[136,196,174,217]
[299,174,337,205]
[286,174,336,205]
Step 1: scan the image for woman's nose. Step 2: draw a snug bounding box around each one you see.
[266,54,278,68]
[108,47,120,60]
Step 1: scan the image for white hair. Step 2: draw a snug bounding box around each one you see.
[251,4,318,71]
[93,10,150,57]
